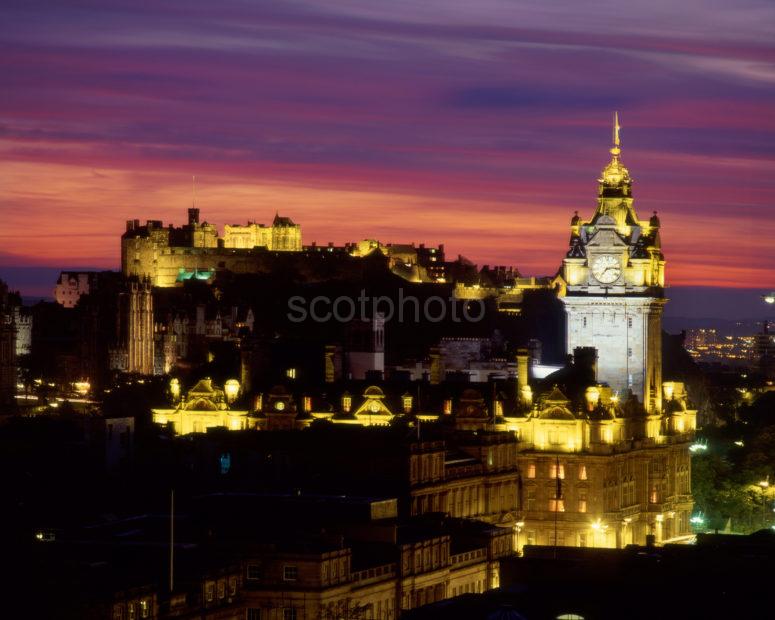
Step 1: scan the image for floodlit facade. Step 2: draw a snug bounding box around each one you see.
[559,113,665,413]
[152,377,249,434]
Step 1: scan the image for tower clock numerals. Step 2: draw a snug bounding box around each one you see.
[591,255,621,284]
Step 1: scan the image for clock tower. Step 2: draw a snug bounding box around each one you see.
[560,113,666,413]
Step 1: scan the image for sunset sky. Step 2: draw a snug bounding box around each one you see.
[2,1,775,306]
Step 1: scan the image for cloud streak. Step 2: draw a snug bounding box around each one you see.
[1,0,774,293]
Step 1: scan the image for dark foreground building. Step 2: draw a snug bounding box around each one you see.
[404,531,775,619]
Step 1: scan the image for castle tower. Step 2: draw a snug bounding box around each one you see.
[559,114,666,413]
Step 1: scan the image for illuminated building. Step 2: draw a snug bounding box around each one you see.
[152,377,249,434]
[12,305,32,357]
[558,113,665,413]
[122,209,302,287]
[122,208,451,287]
[507,115,694,548]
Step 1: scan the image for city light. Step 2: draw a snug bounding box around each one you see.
[689,441,708,453]
[224,379,241,403]
[763,294,775,305]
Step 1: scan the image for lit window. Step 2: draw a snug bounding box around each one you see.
[527,463,536,479]
[286,368,296,379]
[549,499,565,512]
[229,577,237,595]
[578,465,587,481]
[246,564,260,580]
[550,463,565,479]
[205,582,215,602]
[578,490,587,513]
[283,565,299,581]
[139,600,150,619]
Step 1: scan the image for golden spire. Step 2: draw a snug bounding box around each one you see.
[611,111,621,157]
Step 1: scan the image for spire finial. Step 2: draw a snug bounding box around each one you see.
[613,111,621,147]
[192,175,196,208]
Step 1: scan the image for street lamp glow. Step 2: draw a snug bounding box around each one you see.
[763,294,775,305]
[689,441,708,453]
[224,379,240,403]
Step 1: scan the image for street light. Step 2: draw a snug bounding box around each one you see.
[514,521,525,554]
[763,293,775,305]
[591,519,608,547]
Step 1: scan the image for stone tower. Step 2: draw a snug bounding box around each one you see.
[122,279,154,375]
[559,114,666,413]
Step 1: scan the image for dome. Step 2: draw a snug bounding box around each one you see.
[363,385,385,398]
[600,156,631,186]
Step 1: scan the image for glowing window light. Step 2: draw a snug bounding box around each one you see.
[224,379,240,403]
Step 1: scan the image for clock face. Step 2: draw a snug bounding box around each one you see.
[591,255,621,284]
[274,401,285,411]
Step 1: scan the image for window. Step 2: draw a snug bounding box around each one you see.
[113,605,124,620]
[205,582,215,602]
[578,490,587,513]
[139,600,150,619]
[526,486,536,511]
[246,564,260,581]
[247,609,261,620]
[549,498,565,512]
[627,317,633,328]
[127,603,136,620]
[283,565,298,581]
[229,576,237,596]
[583,317,588,328]
[527,463,536,479]
[283,608,297,620]
[550,463,565,479]
[578,465,587,481]
[218,581,225,599]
